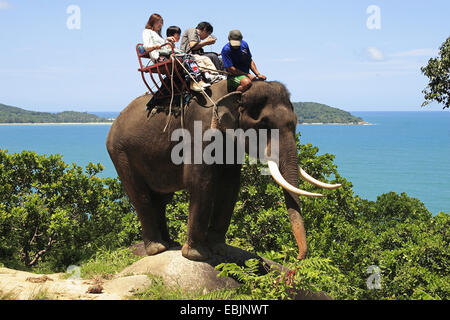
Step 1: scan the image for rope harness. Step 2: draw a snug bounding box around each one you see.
[163,55,176,132]
[147,54,228,135]
[173,56,220,129]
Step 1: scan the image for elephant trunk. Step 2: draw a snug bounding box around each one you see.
[276,137,308,260]
[267,135,343,259]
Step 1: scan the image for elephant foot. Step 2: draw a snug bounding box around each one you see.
[145,240,170,256]
[210,242,229,257]
[181,243,211,261]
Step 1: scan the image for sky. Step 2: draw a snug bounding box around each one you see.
[0,0,449,112]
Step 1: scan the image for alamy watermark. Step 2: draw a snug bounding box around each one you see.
[366,5,381,30]
[170,121,279,169]
[66,5,81,30]
[366,265,381,290]
[66,265,81,279]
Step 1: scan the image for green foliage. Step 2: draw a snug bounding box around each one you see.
[292,102,364,124]
[421,36,450,109]
[219,133,449,300]
[1,131,448,300]
[165,190,189,245]
[29,288,53,300]
[0,103,112,123]
[215,258,284,300]
[132,274,200,300]
[228,137,350,254]
[214,256,353,300]
[0,149,140,272]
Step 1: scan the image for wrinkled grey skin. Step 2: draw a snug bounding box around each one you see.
[106,80,307,261]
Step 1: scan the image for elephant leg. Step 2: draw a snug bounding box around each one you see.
[182,168,217,261]
[207,164,242,254]
[112,152,171,256]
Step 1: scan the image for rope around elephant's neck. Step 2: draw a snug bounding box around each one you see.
[163,55,176,133]
[174,57,219,129]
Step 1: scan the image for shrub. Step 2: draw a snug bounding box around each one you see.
[0,149,141,272]
[1,133,448,300]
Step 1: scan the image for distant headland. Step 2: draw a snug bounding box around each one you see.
[0,103,113,124]
[0,101,367,125]
[293,102,369,125]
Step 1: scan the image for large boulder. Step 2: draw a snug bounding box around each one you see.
[0,244,332,300]
[121,249,238,294]
[123,244,282,294]
[125,243,332,299]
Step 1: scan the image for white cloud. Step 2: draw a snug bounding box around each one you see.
[367,47,385,61]
[390,48,438,58]
[0,1,11,9]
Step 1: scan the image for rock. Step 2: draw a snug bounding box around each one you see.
[129,242,147,257]
[86,284,103,294]
[123,244,332,300]
[120,249,240,293]
[128,242,287,274]
[102,275,151,296]
[26,275,53,283]
[0,244,332,300]
[0,267,94,300]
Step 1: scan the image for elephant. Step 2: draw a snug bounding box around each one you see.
[106,79,341,261]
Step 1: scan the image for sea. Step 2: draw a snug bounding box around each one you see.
[0,111,449,215]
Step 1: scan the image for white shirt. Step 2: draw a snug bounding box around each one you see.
[142,29,165,62]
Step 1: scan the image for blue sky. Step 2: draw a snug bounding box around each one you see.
[0,0,449,112]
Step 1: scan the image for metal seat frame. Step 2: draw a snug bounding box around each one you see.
[136,43,189,99]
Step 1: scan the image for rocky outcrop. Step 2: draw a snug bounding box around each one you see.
[0,244,331,300]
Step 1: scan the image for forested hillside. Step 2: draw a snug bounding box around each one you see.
[0,103,111,123]
[1,101,364,125]
[293,102,364,124]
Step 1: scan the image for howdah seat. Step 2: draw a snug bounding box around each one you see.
[136,43,190,99]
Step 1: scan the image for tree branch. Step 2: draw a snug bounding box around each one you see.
[28,237,57,267]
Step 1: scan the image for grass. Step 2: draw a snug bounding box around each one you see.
[29,288,53,300]
[131,274,201,300]
[131,274,240,300]
[0,287,54,300]
[0,288,19,300]
[61,247,141,280]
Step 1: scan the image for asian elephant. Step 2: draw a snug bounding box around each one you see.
[106,80,341,261]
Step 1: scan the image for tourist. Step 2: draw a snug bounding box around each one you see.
[180,22,224,71]
[142,14,209,92]
[142,13,177,62]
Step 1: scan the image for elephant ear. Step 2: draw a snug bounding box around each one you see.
[214,91,242,131]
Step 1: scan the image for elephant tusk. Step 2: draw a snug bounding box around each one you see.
[299,167,342,189]
[267,161,324,197]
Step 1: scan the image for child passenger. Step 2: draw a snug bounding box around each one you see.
[164,25,226,89]
[159,26,184,58]
[142,14,209,92]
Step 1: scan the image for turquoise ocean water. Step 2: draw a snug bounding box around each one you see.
[0,111,449,215]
